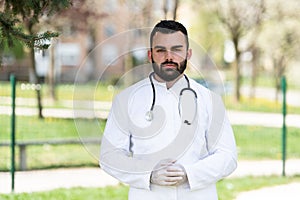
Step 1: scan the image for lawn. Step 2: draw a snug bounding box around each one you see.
[233,125,300,160]
[223,95,300,114]
[0,115,105,141]
[1,114,300,171]
[1,80,300,114]
[0,176,300,200]
[1,79,300,170]
[0,81,117,101]
[0,115,104,171]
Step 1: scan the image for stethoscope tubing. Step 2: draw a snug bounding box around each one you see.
[130,72,198,154]
[147,72,197,120]
[149,72,156,112]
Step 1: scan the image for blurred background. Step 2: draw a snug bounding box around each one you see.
[1,0,299,94]
[0,0,300,199]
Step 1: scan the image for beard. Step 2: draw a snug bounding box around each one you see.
[151,58,187,82]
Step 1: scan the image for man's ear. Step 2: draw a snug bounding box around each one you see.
[187,48,192,60]
[148,49,153,62]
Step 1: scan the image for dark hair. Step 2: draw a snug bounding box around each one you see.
[150,20,189,50]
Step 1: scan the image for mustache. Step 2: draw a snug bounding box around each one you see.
[161,61,179,67]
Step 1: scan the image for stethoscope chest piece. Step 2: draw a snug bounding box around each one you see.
[145,110,153,121]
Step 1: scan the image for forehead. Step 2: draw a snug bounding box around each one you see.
[152,31,187,48]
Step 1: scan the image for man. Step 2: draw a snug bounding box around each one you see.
[100,20,237,200]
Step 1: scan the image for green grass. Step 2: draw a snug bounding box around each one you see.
[0,184,129,200]
[233,125,300,160]
[224,95,300,114]
[0,115,104,171]
[0,115,105,141]
[0,176,299,200]
[0,81,117,101]
[1,114,300,171]
[0,145,99,170]
[241,74,300,90]
[223,72,300,90]
[1,80,300,114]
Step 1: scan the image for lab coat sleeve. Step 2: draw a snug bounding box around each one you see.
[184,93,237,190]
[99,95,152,190]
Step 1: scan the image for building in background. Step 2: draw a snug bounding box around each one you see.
[0,0,167,84]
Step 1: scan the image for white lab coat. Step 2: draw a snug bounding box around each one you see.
[100,75,237,200]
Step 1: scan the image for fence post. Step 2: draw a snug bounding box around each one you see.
[19,145,27,171]
[10,74,16,192]
[281,76,287,177]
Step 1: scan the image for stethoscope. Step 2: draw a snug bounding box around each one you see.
[128,72,198,155]
[145,72,198,124]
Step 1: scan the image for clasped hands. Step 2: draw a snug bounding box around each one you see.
[150,159,187,186]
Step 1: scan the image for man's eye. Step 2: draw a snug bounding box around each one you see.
[172,48,182,52]
[156,49,166,52]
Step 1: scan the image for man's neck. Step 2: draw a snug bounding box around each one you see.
[153,74,184,89]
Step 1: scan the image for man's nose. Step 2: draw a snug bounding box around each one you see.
[165,50,174,60]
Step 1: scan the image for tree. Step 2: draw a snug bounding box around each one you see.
[187,1,226,67]
[41,0,107,100]
[0,1,70,56]
[0,0,72,118]
[214,0,266,101]
[260,0,300,101]
[163,0,180,20]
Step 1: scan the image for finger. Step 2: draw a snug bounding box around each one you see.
[165,171,185,177]
[161,181,178,186]
[162,176,183,185]
[154,162,176,171]
[166,165,184,172]
[160,159,176,166]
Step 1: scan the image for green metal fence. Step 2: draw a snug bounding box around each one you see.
[0,75,299,192]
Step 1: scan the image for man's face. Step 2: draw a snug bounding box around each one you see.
[148,31,192,82]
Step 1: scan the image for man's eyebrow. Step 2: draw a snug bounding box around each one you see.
[154,45,166,49]
[154,45,184,49]
[171,45,184,49]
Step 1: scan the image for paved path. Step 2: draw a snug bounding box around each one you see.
[1,159,300,196]
[236,183,300,200]
[228,110,300,128]
[1,103,300,128]
[232,159,300,199]
[229,159,300,178]
[0,168,119,194]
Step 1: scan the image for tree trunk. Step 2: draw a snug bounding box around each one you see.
[275,75,280,103]
[48,43,56,101]
[163,0,168,19]
[233,59,241,102]
[28,23,43,118]
[233,37,241,102]
[250,64,257,99]
[0,49,3,67]
[273,56,285,103]
[29,46,43,118]
[250,47,259,99]
[173,0,179,20]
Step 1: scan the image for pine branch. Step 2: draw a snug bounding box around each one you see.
[0,12,59,49]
